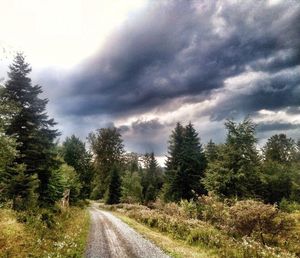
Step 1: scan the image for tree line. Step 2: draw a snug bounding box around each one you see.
[0,54,299,211]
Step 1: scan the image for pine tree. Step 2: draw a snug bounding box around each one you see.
[203,118,262,198]
[164,123,185,201]
[205,139,218,163]
[3,53,60,206]
[180,122,207,199]
[141,152,162,202]
[165,122,185,170]
[164,122,206,201]
[5,164,39,210]
[106,165,121,204]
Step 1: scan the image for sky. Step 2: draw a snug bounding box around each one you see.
[0,0,300,165]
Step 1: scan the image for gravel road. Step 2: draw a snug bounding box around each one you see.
[85,204,170,258]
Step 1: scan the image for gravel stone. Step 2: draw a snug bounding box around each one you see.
[85,204,170,258]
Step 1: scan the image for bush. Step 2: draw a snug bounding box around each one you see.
[279,199,300,213]
[228,200,295,245]
[198,194,229,229]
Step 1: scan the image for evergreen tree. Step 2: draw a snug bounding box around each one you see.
[1,54,60,206]
[3,164,38,210]
[180,123,207,199]
[203,118,262,198]
[141,152,162,202]
[165,122,185,170]
[260,161,292,204]
[62,135,93,198]
[205,139,218,163]
[164,122,206,201]
[106,166,121,204]
[164,123,185,201]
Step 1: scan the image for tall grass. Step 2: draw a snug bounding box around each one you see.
[99,196,300,258]
[0,206,90,258]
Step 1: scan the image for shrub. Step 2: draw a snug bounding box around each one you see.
[228,200,295,245]
[179,199,201,219]
[279,199,300,213]
[198,194,229,229]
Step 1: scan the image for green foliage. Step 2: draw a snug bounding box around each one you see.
[43,168,65,205]
[279,199,300,213]
[141,152,163,203]
[263,134,297,163]
[102,200,298,257]
[165,122,206,201]
[121,171,143,203]
[205,139,218,163]
[260,161,292,204]
[203,118,262,198]
[0,207,90,257]
[5,164,39,211]
[88,127,124,198]
[62,135,93,198]
[106,165,121,204]
[1,54,60,208]
[60,164,82,204]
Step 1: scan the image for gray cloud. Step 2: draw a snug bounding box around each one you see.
[257,121,300,132]
[30,0,300,158]
[54,0,300,120]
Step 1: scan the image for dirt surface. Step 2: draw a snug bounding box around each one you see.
[85,204,170,258]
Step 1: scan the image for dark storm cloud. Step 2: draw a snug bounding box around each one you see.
[208,67,300,121]
[119,119,169,156]
[257,122,300,132]
[58,0,300,119]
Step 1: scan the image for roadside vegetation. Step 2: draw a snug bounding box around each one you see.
[100,199,300,258]
[0,206,89,257]
[1,54,299,257]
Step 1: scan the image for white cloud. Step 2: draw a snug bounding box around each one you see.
[0,0,147,69]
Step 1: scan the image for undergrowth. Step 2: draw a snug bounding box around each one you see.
[0,205,90,258]
[99,196,300,258]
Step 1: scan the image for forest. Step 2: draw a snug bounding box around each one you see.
[1,54,300,257]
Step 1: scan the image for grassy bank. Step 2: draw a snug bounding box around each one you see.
[115,212,217,258]
[0,206,90,258]
[99,199,300,258]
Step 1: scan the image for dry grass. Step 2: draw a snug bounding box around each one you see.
[0,207,90,258]
[99,201,299,258]
[116,213,217,258]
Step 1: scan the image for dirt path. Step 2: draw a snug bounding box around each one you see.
[85,204,170,258]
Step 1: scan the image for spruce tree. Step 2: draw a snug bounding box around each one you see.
[141,152,162,202]
[203,118,262,198]
[106,165,121,204]
[164,122,206,201]
[180,123,207,199]
[164,123,185,201]
[165,122,185,170]
[3,53,60,206]
[205,139,218,163]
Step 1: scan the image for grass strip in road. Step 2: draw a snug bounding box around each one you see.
[112,212,217,258]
